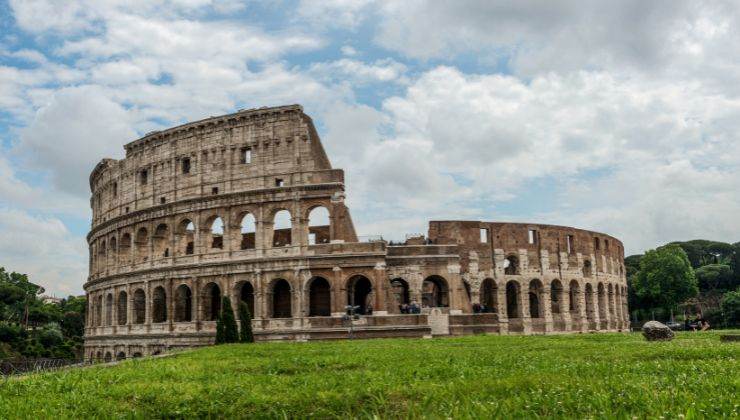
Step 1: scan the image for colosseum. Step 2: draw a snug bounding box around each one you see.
[84,104,628,361]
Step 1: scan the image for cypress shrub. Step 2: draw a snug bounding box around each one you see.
[238,302,254,343]
[220,297,239,343]
[215,312,225,344]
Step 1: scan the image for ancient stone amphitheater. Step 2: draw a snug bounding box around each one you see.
[85,104,628,361]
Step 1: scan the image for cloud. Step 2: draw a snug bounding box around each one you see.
[18,85,135,196]
[0,208,87,296]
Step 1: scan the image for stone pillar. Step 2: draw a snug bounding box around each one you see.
[542,285,553,333]
[332,266,343,315]
[144,281,151,332]
[591,284,601,331]
[496,280,508,334]
[373,263,388,314]
[167,279,174,330]
[519,281,531,334]
[578,282,588,333]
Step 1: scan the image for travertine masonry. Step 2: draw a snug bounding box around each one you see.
[84,105,628,361]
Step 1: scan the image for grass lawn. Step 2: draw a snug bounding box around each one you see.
[1,332,738,418]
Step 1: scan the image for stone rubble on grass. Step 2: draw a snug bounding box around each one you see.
[642,320,674,341]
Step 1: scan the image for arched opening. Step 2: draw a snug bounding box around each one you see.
[239,213,256,250]
[134,228,149,264]
[133,289,146,324]
[506,281,520,318]
[119,233,132,265]
[550,279,563,314]
[105,293,113,326]
[307,206,330,245]
[116,352,126,361]
[174,284,193,322]
[480,278,497,312]
[585,283,595,323]
[422,276,449,308]
[271,279,292,318]
[96,295,103,326]
[97,240,106,272]
[117,291,127,325]
[568,280,579,313]
[209,217,224,250]
[272,210,292,247]
[104,352,112,363]
[608,283,616,319]
[96,351,102,361]
[347,275,373,315]
[529,279,543,318]
[239,282,255,317]
[177,219,195,255]
[203,282,221,321]
[108,237,117,265]
[583,260,593,277]
[597,282,607,320]
[152,286,167,323]
[308,277,331,316]
[504,255,519,275]
[390,278,410,309]
[153,223,170,258]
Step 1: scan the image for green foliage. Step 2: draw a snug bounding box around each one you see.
[721,289,740,327]
[634,244,698,312]
[0,333,737,417]
[215,297,238,344]
[237,302,254,343]
[0,267,85,359]
[695,264,736,293]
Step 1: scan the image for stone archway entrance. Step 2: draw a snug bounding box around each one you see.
[347,275,373,315]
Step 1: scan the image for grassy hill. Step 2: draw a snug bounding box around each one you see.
[1,332,738,418]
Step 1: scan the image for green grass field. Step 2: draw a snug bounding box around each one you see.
[1,332,738,418]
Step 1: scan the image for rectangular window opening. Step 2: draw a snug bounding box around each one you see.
[275,178,284,187]
[594,237,600,250]
[182,157,191,174]
[567,235,574,254]
[528,229,538,244]
[160,197,166,204]
[112,182,117,197]
[140,169,148,185]
[241,147,252,164]
[479,228,488,244]
[212,187,219,195]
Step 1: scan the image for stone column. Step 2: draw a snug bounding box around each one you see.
[578,282,588,333]
[496,280,508,334]
[144,280,151,332]
[167,278,174,330]
[519,280,531,334]
[542,284,553,333]
[373,263,388,314]
[332,266,343,315]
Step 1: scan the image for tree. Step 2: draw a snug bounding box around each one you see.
[721,289,740,327]
[634,244,698,314]
[695,264,735,293]
[215,297,238,344]
[238,302,254,343]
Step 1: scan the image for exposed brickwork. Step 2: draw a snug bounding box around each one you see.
[84,105,628,360]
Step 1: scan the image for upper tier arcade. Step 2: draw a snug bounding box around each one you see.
[89,105,337,229]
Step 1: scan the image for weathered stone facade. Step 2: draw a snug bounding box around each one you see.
[84,104,628,360]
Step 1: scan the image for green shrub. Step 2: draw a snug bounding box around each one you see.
[721,289,740,327]
[216,297,238,344]
[238,302,254,343]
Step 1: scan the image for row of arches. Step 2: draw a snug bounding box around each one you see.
[91,206,331,272]
[486,278,628,325]
[88,274,457,329]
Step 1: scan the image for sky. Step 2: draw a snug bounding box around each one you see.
[1,0,740,297]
